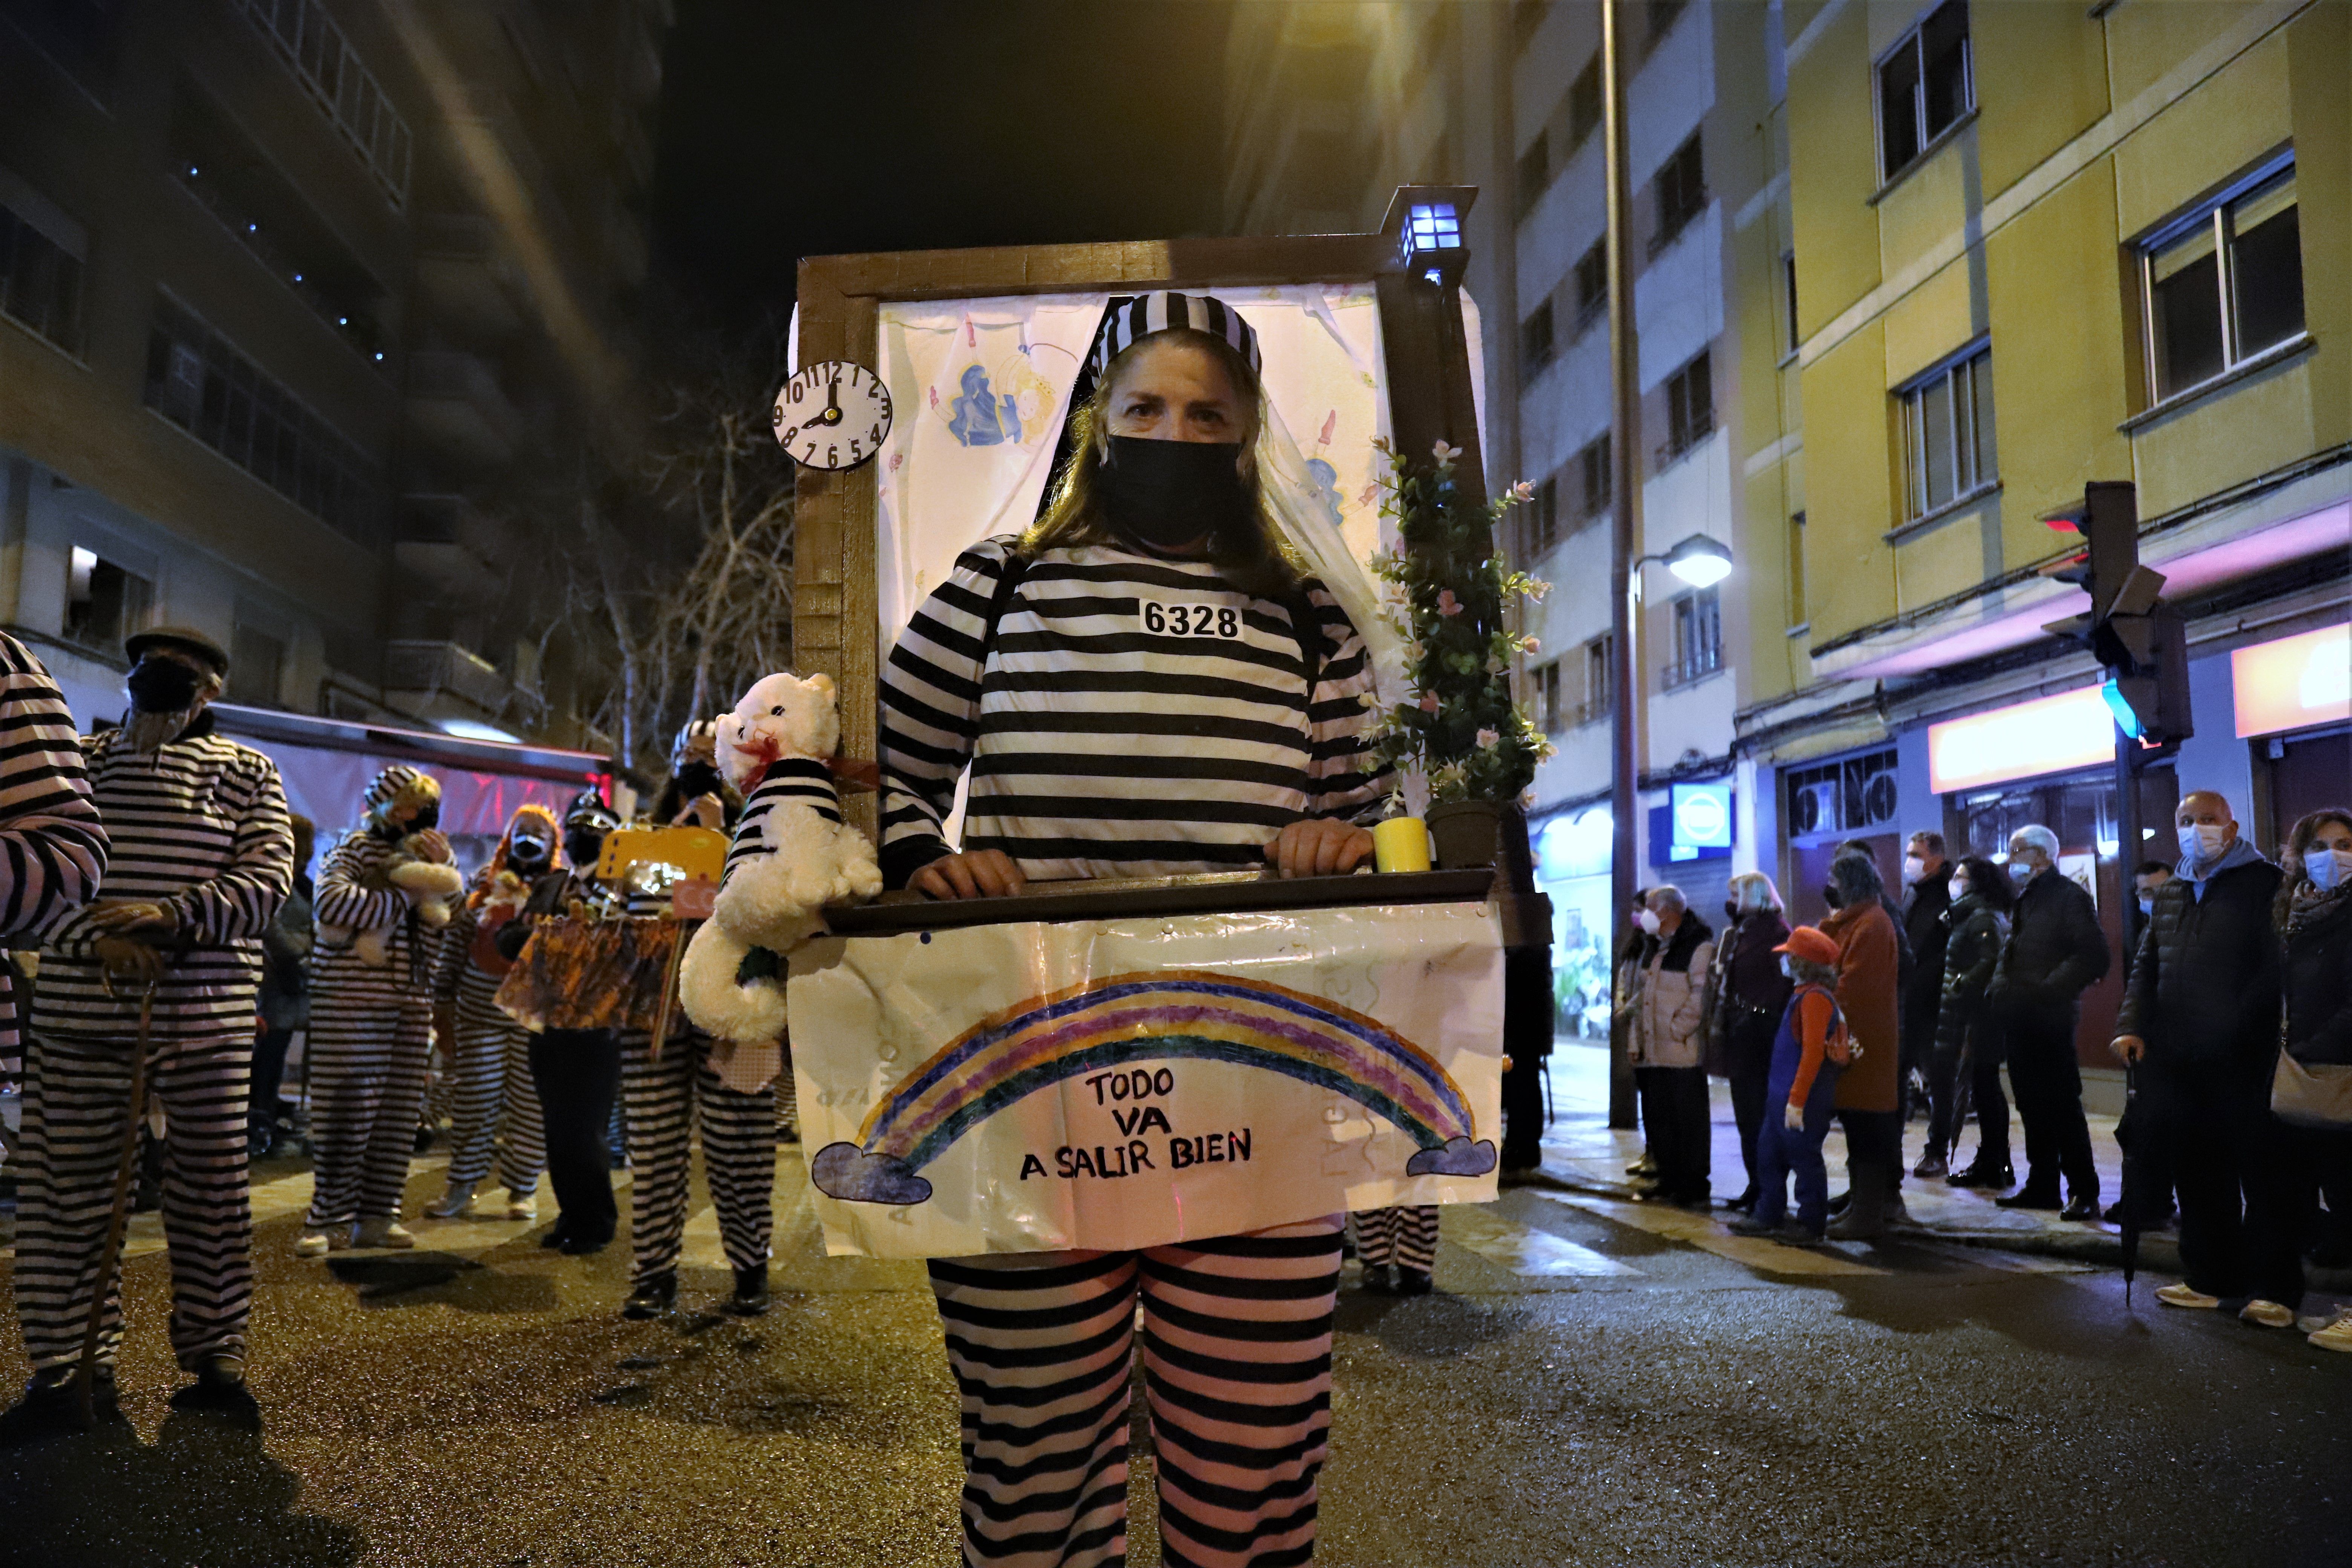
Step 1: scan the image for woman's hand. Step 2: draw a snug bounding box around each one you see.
[911,850,1027,901]
[1266,819,1374,880]
[1782,1100,1804,1132]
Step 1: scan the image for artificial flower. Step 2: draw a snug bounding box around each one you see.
[1436,589,1464,617]
[1418,692,1442,713]
[1432,439,1463,462]
[1476,727,1501,749]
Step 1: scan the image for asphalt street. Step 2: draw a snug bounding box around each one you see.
[3,1141,2349,1568]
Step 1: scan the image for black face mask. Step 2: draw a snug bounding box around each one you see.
[1096,435,1251,551]
[566,829,609,870]
[1724,901,1740,923]
[126,657,203,714]
[1821,883,1844,911]
[674,762,724,798]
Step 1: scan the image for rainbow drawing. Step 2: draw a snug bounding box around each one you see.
[809,969,1495,1205]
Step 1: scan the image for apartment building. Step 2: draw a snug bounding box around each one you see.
[0,0,662,747]
[1225,0,1786,1030]
[1752,0,2348,1063]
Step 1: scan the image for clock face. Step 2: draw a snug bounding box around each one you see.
[774,360,892,470]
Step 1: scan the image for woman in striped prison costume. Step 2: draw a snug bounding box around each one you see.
[297,765,453,1256]
[880,293,1391,1568]
[14,627,291,1424]
[421,805,557,1222]
[618,736,773,1320]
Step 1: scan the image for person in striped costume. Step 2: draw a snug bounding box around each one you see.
[881,292,1391,1568]
[12,626,290,1427]
[296,764,455,1257]
[420,804,558,1222]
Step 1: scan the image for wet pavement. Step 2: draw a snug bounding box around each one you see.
[4,1058,2350,1567]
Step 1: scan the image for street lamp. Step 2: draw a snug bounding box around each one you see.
[1648,533,1733,589]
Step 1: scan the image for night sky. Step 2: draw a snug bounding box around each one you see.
[648,0,1235,336]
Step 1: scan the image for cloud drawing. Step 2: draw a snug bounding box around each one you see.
[810,1143,935,1206]
[1405,1136,1497,1178]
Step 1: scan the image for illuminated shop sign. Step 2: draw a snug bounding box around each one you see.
[2233,623,2350,738]
[1671,781,1733,851]
[1928,685,2116,795]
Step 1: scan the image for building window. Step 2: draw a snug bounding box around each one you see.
[1661,348,1713,465]
[230,0,413,205]
[229,623,286,707]
[1568,56,1602,152]
[1651,132,1706,255]
[2143,160,2303,401]
[1786,511,1808,626]
[1533,660,1563,733]
[1529,476,1560,556]
[1785,747,1900,838]
[1666,586,1723,688]
[1900,343,1995,519]
[143,297,378,540]
[65,546,151,653]
[1580,632,1615,724]
[1516,137,1550,222]
[1573,240,1608,332]
[0,200,84,354]
[1782,250,1801,355]
[1878,0,1972,181]
[1577,433,1612,521]
[1520,300,1556,385]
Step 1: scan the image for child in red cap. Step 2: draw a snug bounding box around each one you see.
[1730,925,1849,1241]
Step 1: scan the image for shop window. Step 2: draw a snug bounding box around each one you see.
[0,199,84,354]
[1651,132,1706,256]
[1516,137,1550,222]
[1900,342,1995,519]
[1666,586,1722,689]
[1568,56,1602,151]
[66,546,152,653]
[1786,511,1808,626]
[1784,747,1899,839]
[1878,0,1972,181]
[229,623,286,707]
[1573,240,1608,333]
[2144,160,2303,401]
[1519,300,1556,384]
[1660,349,1713,466]
[1577,433,1612,522]
[1580,632,1615,725]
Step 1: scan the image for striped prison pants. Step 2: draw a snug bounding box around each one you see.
[620,1032,774,1285]
[304,972,433,1228]
[13,1032,254,1373]
[442,969,544,1197]
[1352,1206,1439,1274]
[926,1216,1342,1568]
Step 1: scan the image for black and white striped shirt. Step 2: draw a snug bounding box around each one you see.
[34,711,291,1041]
[0,634,109,1061]
[879,537,1390,885]
[723,760,842,888]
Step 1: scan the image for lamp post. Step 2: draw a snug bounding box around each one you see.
[1602,0,1643,1132]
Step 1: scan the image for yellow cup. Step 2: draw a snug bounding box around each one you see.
[1372,816,1432,873]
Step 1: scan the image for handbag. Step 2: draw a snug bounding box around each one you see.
[2271,1044,2352,1130]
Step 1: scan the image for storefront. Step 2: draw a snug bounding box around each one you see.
[1534,804,1614,1040]
[2232,622,2352,850]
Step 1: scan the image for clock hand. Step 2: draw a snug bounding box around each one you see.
[825,381,841,420]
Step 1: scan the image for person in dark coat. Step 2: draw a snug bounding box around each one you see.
[1712,871,1792,1213]
[1923,855,2012,1183]
[1900,831,1954,1124]
[1987,823,2109,1219]
[2268,808,2352,1352]
[248,814,314,1158]
[2112,790,2284,1315]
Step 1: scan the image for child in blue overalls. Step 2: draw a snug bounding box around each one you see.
[1730,925,1849,1241]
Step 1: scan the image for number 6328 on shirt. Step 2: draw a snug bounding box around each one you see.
[1141,601,1241,639]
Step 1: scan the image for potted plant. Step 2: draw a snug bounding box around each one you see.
[1369,439,1554,869]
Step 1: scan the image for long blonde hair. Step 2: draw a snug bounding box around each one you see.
[1023,329,1304,601]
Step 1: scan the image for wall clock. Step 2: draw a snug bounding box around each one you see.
[774,360,892,470]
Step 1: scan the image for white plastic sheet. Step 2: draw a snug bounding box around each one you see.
[787,900,1504,1259]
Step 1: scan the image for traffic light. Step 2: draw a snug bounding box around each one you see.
[2039,481,2193,744]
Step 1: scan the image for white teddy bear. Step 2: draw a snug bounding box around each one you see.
[318,834,467,966]
[679,671,882,1044]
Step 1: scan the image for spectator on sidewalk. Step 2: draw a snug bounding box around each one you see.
[1729,926,1847,1243]
[1924,856,2014,1185]
[1822,853,1904,1239]
[1628,887,1715,1208]
[2267,808,2352,1352]
[1901,832,1955,1124]
[1712,872,1791,1214]
[248,815,314,1159]
[2113,790,2284,1319]
[1615,887,1654,1183]
[2133,861,2173,921]
[2105,860,2184,1227]
[1988,825,2108,1220]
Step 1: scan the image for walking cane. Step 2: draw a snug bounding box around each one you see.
[75,978,158,1429]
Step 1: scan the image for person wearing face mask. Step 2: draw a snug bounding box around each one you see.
[1923,856,2014,1186]
[651,718,741,832]
[1727,926,1848,1242]
[1712,873,1792,1213]
[876,293,1391,1566]
[1820,852,1905,1239]
[1628,886,1717,1208]
[12,626,289,1426]
[419,804,562,1223]
[297,765,457,1257]
[2113,790,2288,1320]
[1898,832,1954,1130]
[2133,861,2173,922]
[2266,809,2352,1351]
[1984,824,2109,1219]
